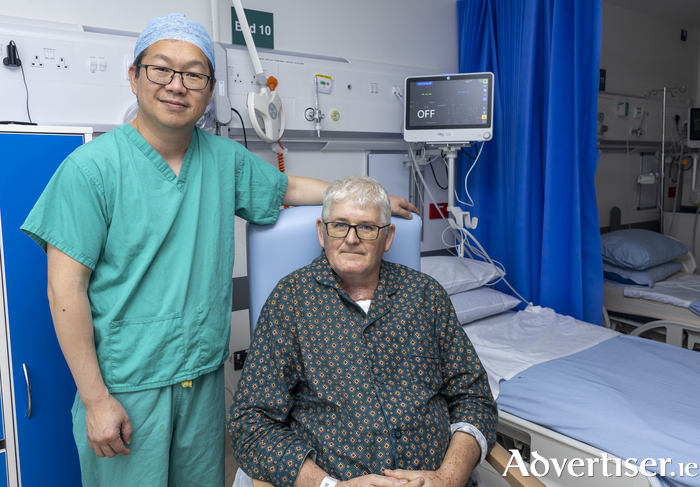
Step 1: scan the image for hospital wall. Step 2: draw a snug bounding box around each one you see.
[596,2,700,229]
[0,0,458,399]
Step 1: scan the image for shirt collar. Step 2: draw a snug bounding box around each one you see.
[311,251,399,297]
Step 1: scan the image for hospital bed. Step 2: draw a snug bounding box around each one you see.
[603,250,700,350]
[245,205,543,487]
[464,309,700,487]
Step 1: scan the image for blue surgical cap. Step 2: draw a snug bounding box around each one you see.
[134,14,215,71]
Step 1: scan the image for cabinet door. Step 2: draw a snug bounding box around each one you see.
[0,132,84,486]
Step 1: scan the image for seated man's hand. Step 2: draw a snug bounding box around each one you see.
[389,195,419,219]
[383,469,454,487]
[338,474,424,487]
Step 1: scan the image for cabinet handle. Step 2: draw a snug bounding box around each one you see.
[23,364,31,419]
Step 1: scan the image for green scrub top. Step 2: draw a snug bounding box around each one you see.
[21,125,288,393]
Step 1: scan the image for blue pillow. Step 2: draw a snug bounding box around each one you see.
[601,229,690,270]
[603,261,683,287]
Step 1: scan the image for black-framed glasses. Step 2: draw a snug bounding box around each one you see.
[138,64,212,90]
[324,221,390,241]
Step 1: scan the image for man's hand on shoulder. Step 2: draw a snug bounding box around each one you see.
[337,474,423,487]
[389,195,419,219]
[83,393,133,458]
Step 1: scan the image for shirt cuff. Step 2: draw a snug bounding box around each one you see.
[275,441,315,487]
[450,422,488,466]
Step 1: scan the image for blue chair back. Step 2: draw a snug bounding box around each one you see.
[246,205,422,333]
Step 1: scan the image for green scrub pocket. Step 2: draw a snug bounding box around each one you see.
[108,312,185,387]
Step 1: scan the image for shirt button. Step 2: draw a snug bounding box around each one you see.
[393,430,402,439]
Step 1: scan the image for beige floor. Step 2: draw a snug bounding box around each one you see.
[225,435,239,487]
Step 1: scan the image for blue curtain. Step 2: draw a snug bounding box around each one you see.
[456,0,603,325]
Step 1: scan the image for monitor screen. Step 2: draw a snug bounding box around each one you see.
[689,107,700,149]
[404,72,494,144]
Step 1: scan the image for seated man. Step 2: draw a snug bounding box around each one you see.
[228,175,497,487]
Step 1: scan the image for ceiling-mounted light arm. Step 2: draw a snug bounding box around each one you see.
[231,0,286,143]
[231,0,266,85]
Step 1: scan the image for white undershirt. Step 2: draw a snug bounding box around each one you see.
[356,299,371,314]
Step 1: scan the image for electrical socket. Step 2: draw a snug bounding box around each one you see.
[233,349,248,371]
[30,53,43,68]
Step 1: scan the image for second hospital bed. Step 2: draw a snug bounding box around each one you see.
[603,250,700,350]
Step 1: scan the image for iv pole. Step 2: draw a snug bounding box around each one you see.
[644,86,685,235]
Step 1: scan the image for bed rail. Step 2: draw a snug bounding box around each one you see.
[629,319,700,350]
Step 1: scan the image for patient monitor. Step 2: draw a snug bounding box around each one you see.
[403,72,495,245]
[403,72,494,144]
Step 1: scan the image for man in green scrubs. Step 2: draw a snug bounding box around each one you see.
[21,14,416,487]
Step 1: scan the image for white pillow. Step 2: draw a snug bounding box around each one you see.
[450,287,521,324]
[421,256,499,295]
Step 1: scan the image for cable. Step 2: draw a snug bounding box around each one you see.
[693,203,700,262]
[4,41,33,124]
[429,159,448,190]
[460,146,476,160]
[454,142,483,208]
[406,141,527,303]
[624,128,637,229]
[276,140,286,173]
[10,41,33,124]
[231,107,248,149]
[224,368,235,402]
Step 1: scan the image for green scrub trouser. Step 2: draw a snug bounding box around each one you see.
[72,365,225,487]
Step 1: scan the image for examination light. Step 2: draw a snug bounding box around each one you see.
[231,0,285,143]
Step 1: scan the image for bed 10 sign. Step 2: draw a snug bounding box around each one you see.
[231,8,274,49]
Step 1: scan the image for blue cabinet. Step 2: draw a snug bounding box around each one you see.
[0,127,90,486]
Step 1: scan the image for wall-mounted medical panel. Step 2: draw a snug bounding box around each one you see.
[0,17,447,147]
[598,93,691,145]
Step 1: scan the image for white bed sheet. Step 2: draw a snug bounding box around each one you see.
[463,306,619,399]
[604,277,700,325]
[623,274,700,308]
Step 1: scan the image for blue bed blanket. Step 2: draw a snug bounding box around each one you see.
[497,335,700,487]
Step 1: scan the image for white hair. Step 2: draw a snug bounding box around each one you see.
[322,175,391,226]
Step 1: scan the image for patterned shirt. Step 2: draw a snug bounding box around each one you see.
[229,253,497,487]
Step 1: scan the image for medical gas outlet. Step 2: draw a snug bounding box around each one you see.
[308,74,333,137]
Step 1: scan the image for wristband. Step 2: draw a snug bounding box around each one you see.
[320,476,339,487]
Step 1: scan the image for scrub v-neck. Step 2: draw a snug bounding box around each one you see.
[124,124,195,193]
